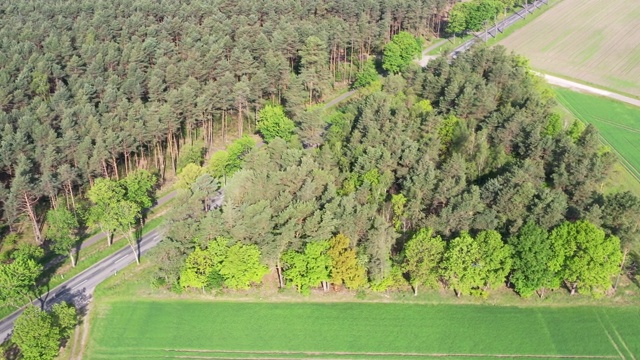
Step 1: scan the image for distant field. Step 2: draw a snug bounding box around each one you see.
[501,0,640,97]
[554,88,640,184]
[86,300,640,359]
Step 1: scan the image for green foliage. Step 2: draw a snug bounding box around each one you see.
[45,207,79,264]
[13,303,77,360]
[441,231,511,297]
[448,0,505,34]
[391,193,407,231]
[369,265,407,292]
[257,105,296,143]
[437,115,459,151]
[179,247,214,290]
[177,143,205,173]
[553,221,622,296]
[12,306,61,360]
[50,302,78,339]
[282,241,331,295]
[508,222,560,298]
[0,246,44,307]
[567,119,586,142]
[353,59,379,88]
[543,112,563,137]
[447,7,468,36]
[176,163,205,190]
[86,177,126,245]
[327,234,367,289]
[402,228,445,295]
[207,151,230,179]
[180,238,267,291]
[207,136,256,182]
[220,243,268,290]
[120,170,157,209]
[382,31,421,74]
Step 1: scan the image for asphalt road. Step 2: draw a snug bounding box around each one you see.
[451,0,548,57]
[0,228,164,342]
[76,190,177,251]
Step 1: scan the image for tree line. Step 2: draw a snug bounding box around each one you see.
[157,46,639,298]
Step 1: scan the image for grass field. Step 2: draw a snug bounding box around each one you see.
[554,88,640,187]
[500,0,640,98]
[85,300,639,359]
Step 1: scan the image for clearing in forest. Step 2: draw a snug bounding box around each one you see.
[85,300,640,359]
[500,0,640,97]
[554,88,640,183]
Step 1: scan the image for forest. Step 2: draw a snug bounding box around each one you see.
[0,0,453,252]
[0,0,638,316]
[160,46,639,299]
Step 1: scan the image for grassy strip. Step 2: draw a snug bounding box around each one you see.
[85,300,639,360]
[426,35,474,56]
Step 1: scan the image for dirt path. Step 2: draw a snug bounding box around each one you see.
[323,90,357,109]
[542,74,640,108]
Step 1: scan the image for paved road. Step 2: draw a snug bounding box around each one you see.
[77,190,177,250]
[0,228,164,342]
[324,90,357,109]
[451,0,549,57]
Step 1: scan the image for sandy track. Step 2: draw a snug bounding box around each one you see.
[541,73,640,108]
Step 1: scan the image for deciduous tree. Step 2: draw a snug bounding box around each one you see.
[402,228,445,296]
[327,234,367,290]
[46,207,79,267]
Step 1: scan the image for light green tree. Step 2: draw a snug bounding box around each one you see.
[0,246,44,307]
[175,163,205,190]
[113,200,142,264]
[180,247,214,292]
[441,232,484,297]
[282,241,332,295]
[475,230,512,293]
[382,42,403,74]
[46,207,79,267]
[13,306,61,360]
[556,221,622,296]
[219,243,268,289]
[121,169,157,210]
[447,7,467,37]
[87,177,125,246]
[382,31,422,74]
[402,228,445,296]
[257,105,295,143]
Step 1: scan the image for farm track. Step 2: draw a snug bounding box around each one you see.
[88,347,622,360]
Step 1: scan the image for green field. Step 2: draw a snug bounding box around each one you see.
[86,300,640,359]
[554,88,640,184]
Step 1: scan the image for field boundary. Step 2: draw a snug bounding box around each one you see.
[88,347,623,359]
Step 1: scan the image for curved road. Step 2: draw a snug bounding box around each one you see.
[0,228,164,342]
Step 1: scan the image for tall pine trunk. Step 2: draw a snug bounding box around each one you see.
[24,193,42,244]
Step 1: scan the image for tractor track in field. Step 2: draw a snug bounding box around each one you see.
[153,349,621,359]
